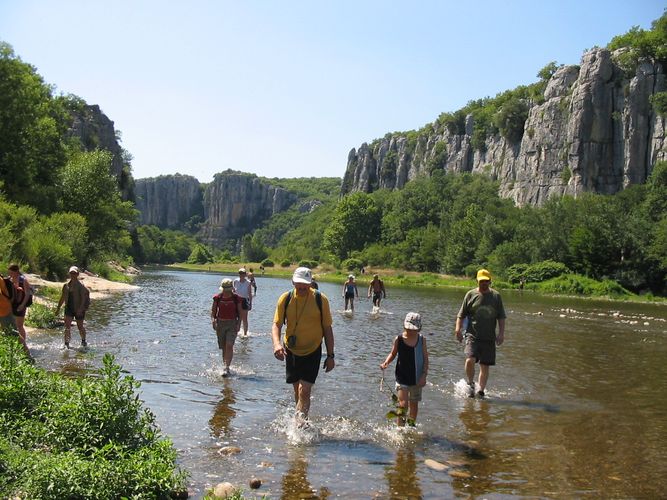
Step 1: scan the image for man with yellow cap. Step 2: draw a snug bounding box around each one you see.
[454,269,506,398]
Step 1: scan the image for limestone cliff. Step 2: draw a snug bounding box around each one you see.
[135,171,296,246]
[198,171,295,245]
[342,48,666,205]
[134,174,203,229]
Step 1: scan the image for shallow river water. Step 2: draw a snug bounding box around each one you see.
[28,269,667,498]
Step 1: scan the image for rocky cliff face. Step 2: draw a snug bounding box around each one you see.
[134,174,203,228]
[342,48,666,205]
[198,171,295,245]
[135,171,296,246]
[67,104,134,200]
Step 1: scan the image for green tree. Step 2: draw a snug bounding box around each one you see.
[0,42,68,212]
[60,150,137,260]
[323,192,381,260]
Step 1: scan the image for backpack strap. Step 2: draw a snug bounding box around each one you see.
[283,289,323,325]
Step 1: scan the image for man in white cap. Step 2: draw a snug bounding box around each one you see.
[454,269,506,398]
[233,267,252,336]
[271,267,335,423]
[55,266,91,348]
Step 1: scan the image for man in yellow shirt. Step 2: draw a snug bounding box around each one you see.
[271,267,335,422]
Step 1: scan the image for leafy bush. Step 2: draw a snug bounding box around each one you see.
[341,258,363,272]
[507,260,570,283]
[188,243,213,264]
[298,259,318,269]
[537,274,631,297]
[650,91,667,116]
[0,340,187,498]
[24,303,58,329]
[261,258,274,267]
[280,259,291,267]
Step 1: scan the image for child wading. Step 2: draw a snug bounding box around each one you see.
[380,312,429,426]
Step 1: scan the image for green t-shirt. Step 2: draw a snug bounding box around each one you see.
[457,288,506,341]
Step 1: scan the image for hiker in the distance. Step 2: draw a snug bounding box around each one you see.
[342,274,359,311]
[271,267,335,424]
[55,266,90,349]
[211,278,243,377]
[247,267,258,296]
[233,268,252,336]
[368,274,386,308]
[0,271,18,337]
[8,264,33,356]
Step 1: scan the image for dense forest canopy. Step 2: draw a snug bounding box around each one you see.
[1,12,666,296]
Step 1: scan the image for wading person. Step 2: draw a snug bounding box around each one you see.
[455,269,506,398]
[380,312,429,426]
[55,266,90,349]
[8,264,32,356]
[342,274,358,311]
[368,274,386,308]
[211,278,242,377]
[233,268,253,336]
[0,272,18,335]
[271,267,335,424]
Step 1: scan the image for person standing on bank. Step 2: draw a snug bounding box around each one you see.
[8,264,32,356]
[455,269,506,398]
[233,268,252,336]
[211,278,243,377]
[271,267,335,423]
[55,266,91,349]
[342,274,358,311]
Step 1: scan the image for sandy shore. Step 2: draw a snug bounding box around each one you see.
[26,273,140,300]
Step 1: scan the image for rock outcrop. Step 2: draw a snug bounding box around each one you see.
[342,48,666,205]
[198,171,295,245]
[135,171,295,246]
[134,174,203,229]
[67,104,134,200]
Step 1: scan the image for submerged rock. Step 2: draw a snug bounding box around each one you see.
[212,482,235,498]
[249,477,262,489]
[218,445,242,455]
[424,458,448,471]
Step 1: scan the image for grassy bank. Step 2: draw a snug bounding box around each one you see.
[0,334,188,499]
[170,263,667,304]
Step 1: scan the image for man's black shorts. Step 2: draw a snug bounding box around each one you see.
[464,337,496,365]
[285,344,322,384]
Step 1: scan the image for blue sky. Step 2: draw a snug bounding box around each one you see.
[1,1,662,181]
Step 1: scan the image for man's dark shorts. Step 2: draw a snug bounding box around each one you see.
[65,305,86,321]
[345,292,355,300]
[464,336,496,365]
[241,298,252,311]
[285,344,322,384]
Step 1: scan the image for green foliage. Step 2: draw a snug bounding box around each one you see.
[242,234,268,262]
[0,340,187,498]
[494,97,529,143]
[323,192,381,260]
[134,225,197,264]
[608,12,667,72]
[188,243,214,264]
[24,303,58,329]
[341,258,363,272]
[280,259,291,267]
[506,260,570,283]
[0,42,68,213]
[537,274,631,297]
[298,259,319,269]
[650,91,667,115]
[60,150,137,260]
[261,258,274,267]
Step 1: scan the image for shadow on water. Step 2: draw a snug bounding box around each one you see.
[483,397,561,413]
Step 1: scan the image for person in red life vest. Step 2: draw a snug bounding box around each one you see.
[211,278,243,377]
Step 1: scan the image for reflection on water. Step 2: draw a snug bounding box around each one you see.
[26,269,667,498]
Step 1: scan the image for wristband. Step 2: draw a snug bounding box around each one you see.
[326,353,335,359]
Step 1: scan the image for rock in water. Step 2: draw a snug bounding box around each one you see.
[424,458,448,471]
[249,477,262,489]
[212,481,235,498]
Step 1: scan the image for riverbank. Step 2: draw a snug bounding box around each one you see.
[168,263,667,304]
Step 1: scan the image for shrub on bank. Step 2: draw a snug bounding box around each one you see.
[536,274,632,297]
[0,336,188,499]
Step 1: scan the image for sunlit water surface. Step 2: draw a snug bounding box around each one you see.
[28,270,667,498]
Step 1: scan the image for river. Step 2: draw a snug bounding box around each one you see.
[28,269,667,498]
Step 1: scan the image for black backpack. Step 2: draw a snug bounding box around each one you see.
[1,276,15,303]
